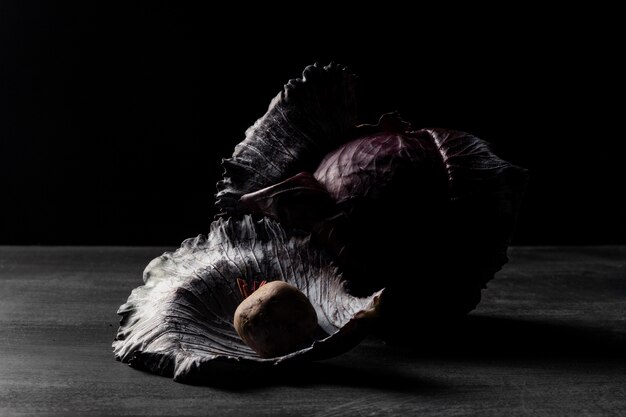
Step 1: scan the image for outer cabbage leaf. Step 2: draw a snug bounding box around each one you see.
[113,216,381,383]
[215,63,357,217]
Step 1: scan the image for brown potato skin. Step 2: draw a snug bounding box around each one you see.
[234,281,318,358]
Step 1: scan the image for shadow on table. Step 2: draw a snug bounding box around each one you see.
[384,315,626,361]
[185,359,444,391]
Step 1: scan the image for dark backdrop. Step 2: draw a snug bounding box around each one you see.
[1,3,623,245]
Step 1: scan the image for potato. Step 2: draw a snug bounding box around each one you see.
[234,281,318,358]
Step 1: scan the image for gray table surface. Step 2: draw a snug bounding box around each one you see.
[1,246,624,416]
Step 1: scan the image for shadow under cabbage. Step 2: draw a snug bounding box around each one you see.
[383,314,626,362]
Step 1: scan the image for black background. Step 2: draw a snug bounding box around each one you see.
[1,3,623,246]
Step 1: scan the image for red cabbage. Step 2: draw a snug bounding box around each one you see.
[218,63,527,335]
